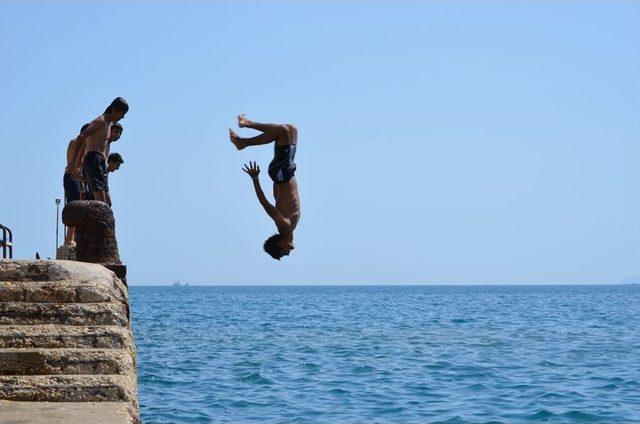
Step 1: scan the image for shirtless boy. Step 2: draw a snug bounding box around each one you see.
[70,97,128,205]
[76,123,123,204]
[83,153,125,205]
[62,123,90,246]
[229,115,300,260]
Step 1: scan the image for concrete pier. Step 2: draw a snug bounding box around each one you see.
[0,201,139,423]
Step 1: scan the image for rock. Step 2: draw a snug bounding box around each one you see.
[62,201,121,264]
[56,244,76,260]
[0,260,72,282]
[0,325,134,350]
[0,348,135,376]
[0,374,136,402]
[0,260,139,423]
[0,302,129,326]
[105,263,128,286]
[0,279,126,303]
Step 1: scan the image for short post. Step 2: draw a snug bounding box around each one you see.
[62,200,127,285]
[55,198,61,253]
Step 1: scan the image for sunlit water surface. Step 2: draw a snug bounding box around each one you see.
[130,285,639,423]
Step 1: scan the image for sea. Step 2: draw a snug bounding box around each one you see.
[130,285,639,424]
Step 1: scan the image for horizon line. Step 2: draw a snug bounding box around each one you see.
[127,282,633,287]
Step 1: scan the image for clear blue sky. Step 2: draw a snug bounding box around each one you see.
[1,1,639,285]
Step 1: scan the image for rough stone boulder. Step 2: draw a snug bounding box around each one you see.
[56,244,76,261]
[62,201,120,265]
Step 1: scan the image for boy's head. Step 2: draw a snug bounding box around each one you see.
[107,153,124,172]
[263,234,294,260]
[109,122,123,142]
[104,97,129,122]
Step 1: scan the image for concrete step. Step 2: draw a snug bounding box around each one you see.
[0,325,134,350]
[0,375,136,402]
[0,400,139,424]
[0,261,71,282]
[0,280,126,303]
[0,303,128,326]
[0,348,134,376]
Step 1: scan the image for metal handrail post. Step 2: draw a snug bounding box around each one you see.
[1,224,14,259]
[1,225,5,258]
[7,226,13,258]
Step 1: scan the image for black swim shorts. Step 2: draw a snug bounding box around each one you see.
[83,151,109,193]
[63,172,81,203]
[268,144,297,184]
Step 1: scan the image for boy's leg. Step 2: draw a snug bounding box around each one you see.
[89,154,110,205]
[238,115,294,146]
[63,173,81,246]
[64,227,76,246]
[229,128,277,150]
[238,114,286,134]
[229,115,290,149]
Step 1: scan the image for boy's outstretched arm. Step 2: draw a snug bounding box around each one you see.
[242,162,291,231]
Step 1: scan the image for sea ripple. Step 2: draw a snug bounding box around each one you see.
[131,285,640,423]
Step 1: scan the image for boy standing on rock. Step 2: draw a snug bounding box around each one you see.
[82,153,125,206]
[229,115,301,260]
[63,123,89,246]
[70,97,129,206]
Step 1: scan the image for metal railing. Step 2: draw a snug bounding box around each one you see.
[1,224,13,259]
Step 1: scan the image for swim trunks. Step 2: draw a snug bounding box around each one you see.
[63,172,81,203]
[83,189,95,201]
[268,144,297,184]
[83,151,109,192]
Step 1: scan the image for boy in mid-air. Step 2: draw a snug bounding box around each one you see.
[70,97,129,206]
[229,115,300,260]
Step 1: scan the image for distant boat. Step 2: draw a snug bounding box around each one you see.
[172,279,189,287]
[620,277,640,285]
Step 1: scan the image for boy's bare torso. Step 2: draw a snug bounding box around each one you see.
[85,116,112,157]
[274,126,300,232]
[274,177,301,232]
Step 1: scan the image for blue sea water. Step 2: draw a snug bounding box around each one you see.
[130,285,640,424]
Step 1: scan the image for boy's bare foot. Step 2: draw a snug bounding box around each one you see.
[229,129,244,150]
[64,240,76,248]
[238,114,251,128]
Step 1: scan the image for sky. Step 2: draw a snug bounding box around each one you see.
[1,1,639,285]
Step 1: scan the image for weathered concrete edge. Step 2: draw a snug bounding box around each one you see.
[0,400,136,424]
[1,260,121,285]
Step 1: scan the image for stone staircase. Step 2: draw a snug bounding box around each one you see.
[0,260,139,424]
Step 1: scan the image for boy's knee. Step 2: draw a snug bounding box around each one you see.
[282,124,297,141]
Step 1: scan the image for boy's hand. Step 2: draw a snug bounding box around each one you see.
[242,161,260,179]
